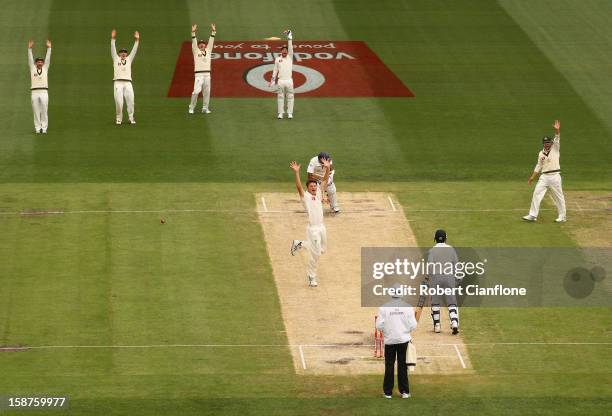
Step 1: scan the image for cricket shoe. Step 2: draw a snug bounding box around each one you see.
[332,207,341,214]
[290,240,303,256]
[383,394,392,399]
[451,322,459,335]
[129,119,136,125]
[42,130,47,134]
[434,323,441,333]
[401,393,411,399]
[188,108,195,114]
[522,215,537,222]
[202,108,211,114]
[115,120,121,125]
[555,217,567,223]
[287,113,293,119]
[277,113,283,119]
[307,275,318,287]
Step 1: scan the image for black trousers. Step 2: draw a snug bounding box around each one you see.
[383,342,409,395]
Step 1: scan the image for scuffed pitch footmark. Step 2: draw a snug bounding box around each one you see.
[0,345,29,352]
[325,358,354,365]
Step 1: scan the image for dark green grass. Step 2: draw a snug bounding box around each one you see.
[1,183,610,415]
[1,0,611,415]
[1,0,610,182]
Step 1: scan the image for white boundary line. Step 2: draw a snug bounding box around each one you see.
[387,195,397,211]
[260,197,268,212]
[1,207,607,217]
[298,345,307,370]
[2,342,610,351]
[453,344,467,369]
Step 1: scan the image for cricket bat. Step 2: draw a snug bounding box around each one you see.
[414,276,429,322]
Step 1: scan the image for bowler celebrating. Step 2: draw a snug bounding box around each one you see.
[28,39,51,134]
[188,23,216,114]
[269,29,294,119]
[111,29,139,125]
[523,120,566,222]
[289,158,331,287]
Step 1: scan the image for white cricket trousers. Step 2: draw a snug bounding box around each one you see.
[189,73,211,111]
[529,173,566,219]
[305,224,327,279]
[277,79,294,115]
[31,90,49,132]
[114,80,135,123]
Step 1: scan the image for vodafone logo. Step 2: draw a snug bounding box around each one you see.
[168,41,414,98]
[245,64,326,94]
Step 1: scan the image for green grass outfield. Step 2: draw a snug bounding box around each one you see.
[1,1,611,415]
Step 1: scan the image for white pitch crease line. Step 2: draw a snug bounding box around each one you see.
[298,345,307,370]
[453,344,467,369]
[387,195,397,211]
[261,197,268,212]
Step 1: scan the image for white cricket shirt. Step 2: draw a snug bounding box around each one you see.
[302,186,324,227]
[29,48,51,90]
[376,299,417,345]
[534,134,561,174]
[112,39,139,81]
[192,32,215,72]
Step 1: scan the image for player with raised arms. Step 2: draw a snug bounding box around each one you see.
[289,157,331,287]
[111,29,139,125]
[188,23,216,114]
[28,39,52,134]
[269,29,294,119]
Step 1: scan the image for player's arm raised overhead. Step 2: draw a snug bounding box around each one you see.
[129,31,140,60]
[206,23,216,54]
[284,28,293,56]
[27,40,35,68]
[191,24,198,53]
[110,29,118,60]
[553,119,560,148]
[290,161,304,198]
[44,39,51,69]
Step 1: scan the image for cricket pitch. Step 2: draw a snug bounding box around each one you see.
[257,192,472,375]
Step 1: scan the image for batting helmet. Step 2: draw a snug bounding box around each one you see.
[434,229,447,243]
[318,152,331,162]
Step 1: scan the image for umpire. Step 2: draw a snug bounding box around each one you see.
[375,285,418,399]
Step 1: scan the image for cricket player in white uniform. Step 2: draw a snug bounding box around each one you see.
[307,152,340,213]
[523,120,566,222]
[111,29,139,125]
[269,29,294,119]
[289,157,331,287]
[188,23,216,114]
[427,230,460,335]
[28,39,52,134]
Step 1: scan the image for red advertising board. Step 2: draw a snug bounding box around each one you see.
[168,41,414,98]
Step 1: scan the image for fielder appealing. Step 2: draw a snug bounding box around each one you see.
[307,152,340,213]
[28,39,52,134]
[111,29,139,125]
[289,158,331,287]
[269,29,294,119]
[427,230,460,335]
[523,120,566,222]
[188,23,216,114]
